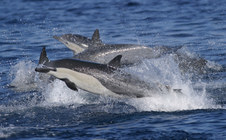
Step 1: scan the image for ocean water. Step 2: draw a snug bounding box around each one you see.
[0,0,226,139]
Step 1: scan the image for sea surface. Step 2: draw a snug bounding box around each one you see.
[0,0,226,139]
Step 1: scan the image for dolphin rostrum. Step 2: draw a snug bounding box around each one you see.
[35,47,177,98]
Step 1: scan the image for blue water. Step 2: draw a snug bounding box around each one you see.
[0,0,226,139]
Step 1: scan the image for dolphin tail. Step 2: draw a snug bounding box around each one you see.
[38,47,49,64]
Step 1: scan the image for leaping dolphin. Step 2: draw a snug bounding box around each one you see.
[35,47,177,98]
[53,29,209,73]
[53,29,181,66]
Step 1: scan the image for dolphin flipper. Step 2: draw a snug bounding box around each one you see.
[62,78,78,91]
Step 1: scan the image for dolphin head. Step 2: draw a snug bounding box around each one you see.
[53,34,90,54]
[53,29,102,55]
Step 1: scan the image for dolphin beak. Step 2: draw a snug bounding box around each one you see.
[35,65,56,73]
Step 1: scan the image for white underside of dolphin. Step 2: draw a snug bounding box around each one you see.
[49,68,118,97]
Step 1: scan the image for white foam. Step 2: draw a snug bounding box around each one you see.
[41,79,86,106]
[124,55,183,88]
[206,60,223,71]
[9,60,37,92]
[126,86,218,112]
[123,55,220,112]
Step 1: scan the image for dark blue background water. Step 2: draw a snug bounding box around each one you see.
[0,0,226,139]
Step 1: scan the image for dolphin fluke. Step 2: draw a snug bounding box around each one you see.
[38,47,49,64]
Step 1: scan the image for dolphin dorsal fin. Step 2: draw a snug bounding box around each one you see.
[91,29,101,43]
[108,55,122,68]
[38,47,49,64]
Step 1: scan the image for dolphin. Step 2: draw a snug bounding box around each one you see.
[53,29,210,74]
[53,29,181,65]
[35,47,176,98]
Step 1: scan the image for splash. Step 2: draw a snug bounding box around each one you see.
[41,79,86,106]
[9,60,38,92]
[8,53,222,112]
[126,86,217,112]
[123,54,220,111]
